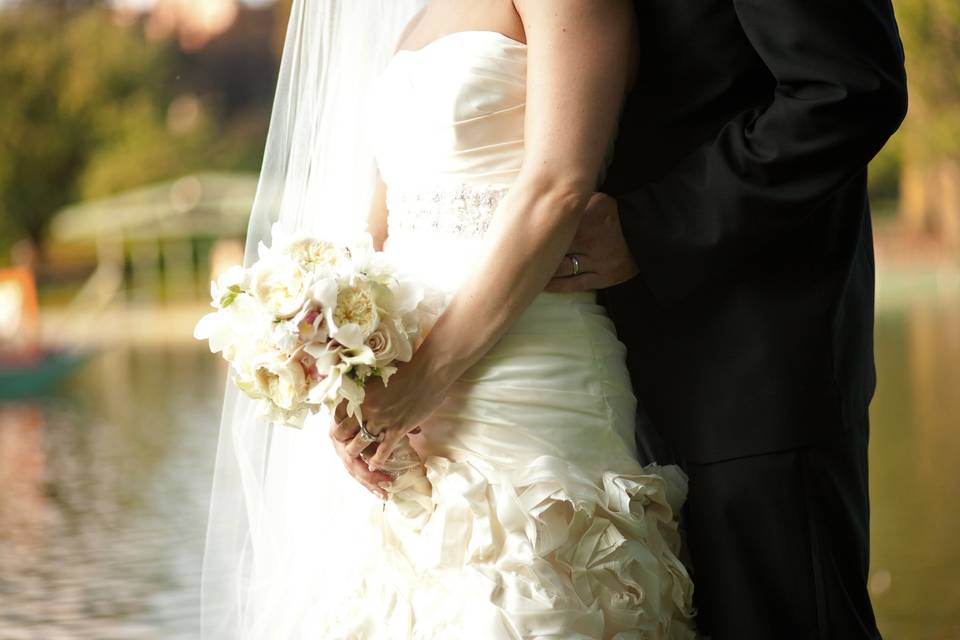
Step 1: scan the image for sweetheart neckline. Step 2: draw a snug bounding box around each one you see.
[394,30,527,57]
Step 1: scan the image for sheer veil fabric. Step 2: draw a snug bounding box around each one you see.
[200,2,426,637]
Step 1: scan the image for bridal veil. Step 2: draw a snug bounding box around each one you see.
[200,2,426,637]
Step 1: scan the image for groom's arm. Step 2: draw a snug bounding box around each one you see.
[611,0,907,304]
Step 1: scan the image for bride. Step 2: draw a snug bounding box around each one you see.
[202,1,695,638]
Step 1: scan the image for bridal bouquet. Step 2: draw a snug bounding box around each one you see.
[194,224,439,431]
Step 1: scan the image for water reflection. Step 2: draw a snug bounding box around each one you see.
[0,347,222,639]
[0,301,957,638]
[0,406,46,554]
[870,300,960,639]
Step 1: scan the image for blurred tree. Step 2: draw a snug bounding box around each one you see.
[0,6,260,261]
[1,8,172,256]
[896,0,960,246]
[272,0,293,61]
[868,132,903,216]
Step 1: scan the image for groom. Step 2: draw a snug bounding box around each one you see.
[550,0,907,638]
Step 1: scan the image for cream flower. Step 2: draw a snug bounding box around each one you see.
[310,277,339,309]
[195,290,271,366]
[366,319,412,366]
[195,227,438,431]
[305,360,365,418]
[328,283,379,348]
[209,265,251,309]
[250,351,308,410]
[251,257,310,319]
[305,365,341,406]
[283,237,346,272]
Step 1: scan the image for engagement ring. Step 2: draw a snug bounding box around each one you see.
[357,422,382,445]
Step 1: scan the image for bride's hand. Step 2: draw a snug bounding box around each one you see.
[358,363,446,471]
[328,402,396,501]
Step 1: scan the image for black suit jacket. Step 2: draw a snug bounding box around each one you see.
[600,0,907,464]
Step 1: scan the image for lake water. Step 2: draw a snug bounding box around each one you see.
[870,297,960,639]
[0,347,222,639]
[0,297,957,638]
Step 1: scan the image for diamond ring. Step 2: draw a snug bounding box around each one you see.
[357,421,382,445]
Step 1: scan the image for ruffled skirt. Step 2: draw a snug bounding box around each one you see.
[247,293,695,639]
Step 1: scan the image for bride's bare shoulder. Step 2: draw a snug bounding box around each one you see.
[394,7,428,53]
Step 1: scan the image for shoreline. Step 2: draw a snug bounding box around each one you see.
[36,262,960,348]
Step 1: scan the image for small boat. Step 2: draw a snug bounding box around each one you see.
[0,267,91,398]
[0,349,91,399]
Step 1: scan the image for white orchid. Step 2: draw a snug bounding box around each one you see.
[208,265,251,308]
[195,290,271,363]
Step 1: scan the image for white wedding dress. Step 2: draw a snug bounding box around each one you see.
[246,31,695,640]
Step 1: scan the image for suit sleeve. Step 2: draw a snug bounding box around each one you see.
[616,0,908,304]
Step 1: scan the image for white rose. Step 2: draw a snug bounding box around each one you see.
[327,283,379,348]
[282,237,346,272]
[251,351,308,410]
[252,394,310,429]
[365,319,412,366]
[251,257,310,319]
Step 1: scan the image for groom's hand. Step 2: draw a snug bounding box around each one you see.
[546,193,639,292]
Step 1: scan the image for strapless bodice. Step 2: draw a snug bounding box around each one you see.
[369,31,528,191]
[368,30,620,292]
[367,32,528,291]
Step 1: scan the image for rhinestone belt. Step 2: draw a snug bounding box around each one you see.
[387,184,510,239]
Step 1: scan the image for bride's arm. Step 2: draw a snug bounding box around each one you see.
[362,0,636,469]
[368,172,388,251]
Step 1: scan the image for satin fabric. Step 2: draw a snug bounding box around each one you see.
[286,295,696,639]
[268,31,696,638]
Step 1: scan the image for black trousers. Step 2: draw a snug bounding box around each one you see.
[681,413,881,639]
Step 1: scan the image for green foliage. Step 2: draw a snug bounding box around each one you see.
[0,7,256,260]
[219,285,243,308]
[869,131,903,205]
[895,0,960,162]
[897,0,960,104]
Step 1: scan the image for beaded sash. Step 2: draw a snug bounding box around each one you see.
[386,184,510,239]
